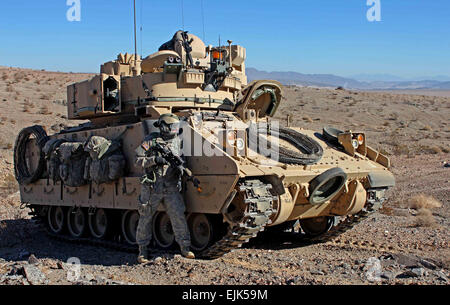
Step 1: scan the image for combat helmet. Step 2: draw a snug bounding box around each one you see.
[154,113,181,138]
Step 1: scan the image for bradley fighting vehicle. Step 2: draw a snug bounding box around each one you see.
[14,31,395,259]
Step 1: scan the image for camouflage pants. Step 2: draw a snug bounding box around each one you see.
[136,185,191,248]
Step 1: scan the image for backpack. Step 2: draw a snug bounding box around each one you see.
[84,136,126,184]
[42,138,66,183]
[58,142,88,187]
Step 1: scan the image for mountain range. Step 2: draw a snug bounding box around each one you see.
[246,68,450,90]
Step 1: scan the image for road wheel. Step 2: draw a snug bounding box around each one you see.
[47,206,65,234]
[67,207,87,238]
[88,209,110,239]
[153,212,175,249]
[300,216,334,237]
[121,210,139,245]
[188,213,213,252]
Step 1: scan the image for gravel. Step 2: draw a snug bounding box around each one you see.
[0,140,448,285]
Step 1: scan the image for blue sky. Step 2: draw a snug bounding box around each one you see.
[0,0,449,78]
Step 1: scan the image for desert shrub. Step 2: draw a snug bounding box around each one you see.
[378,148,389,155]
[389,112,399,121]
[40,93,51,100]
[302,116,313,123]
[39,105,52,115]
[0,173,18,195]
[13,72,25,82]
[379,206,394,216]
[430,146,442,154]
[393,144,410,156]
[418,145,443,155]
[24,99,34,108]
[0,139,13,150]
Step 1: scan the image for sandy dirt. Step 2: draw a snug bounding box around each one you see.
[0,68,449,285]
[375,90,450,98]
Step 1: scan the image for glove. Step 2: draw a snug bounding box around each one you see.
[155,156,167,165]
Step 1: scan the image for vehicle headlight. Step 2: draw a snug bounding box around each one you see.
[227,130,237,146]
[236,138,245,150]
[357,134,364,145]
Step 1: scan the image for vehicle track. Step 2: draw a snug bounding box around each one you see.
[34,179,276,260]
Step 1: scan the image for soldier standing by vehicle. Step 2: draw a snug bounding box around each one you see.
[135,113,195,263]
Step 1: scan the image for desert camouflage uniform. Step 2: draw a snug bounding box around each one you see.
[135,133,191,249]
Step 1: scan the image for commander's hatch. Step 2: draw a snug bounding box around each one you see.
[234,80,283,121]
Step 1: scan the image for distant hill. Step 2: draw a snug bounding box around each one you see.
[246,68,367,89]
[366,80,446,90]
[432,81,450,89]
[350,74,450,82]
[246,68,450,90]
[349,73,406,82]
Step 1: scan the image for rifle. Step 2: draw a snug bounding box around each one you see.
[181,31,194,67]
[153,141,202,192]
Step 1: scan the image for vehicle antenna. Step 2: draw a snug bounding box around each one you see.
[133,0,137,60]
[201,0,205,42]
[181,0,185,31]
[140,0,143,56]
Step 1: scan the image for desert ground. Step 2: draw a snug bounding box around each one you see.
[373,89,450,98]
[0,66,449,285]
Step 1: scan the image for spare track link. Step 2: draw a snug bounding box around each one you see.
[198,179,275,259]
[302,188,386,244]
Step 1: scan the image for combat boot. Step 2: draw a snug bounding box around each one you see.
[137,245,150,264]
[181,247,195,259]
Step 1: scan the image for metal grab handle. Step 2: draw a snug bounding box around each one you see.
[66,187,78,194]
[122,177,136,196]
[44,186,54,194]
[124,186,136,196]
[93,186,105,196]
